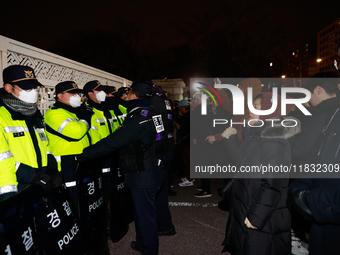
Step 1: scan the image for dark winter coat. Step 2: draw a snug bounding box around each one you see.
[222,119,300,255]
[292,97,339,162]
[290,102,340,255]
[83,99,166,189]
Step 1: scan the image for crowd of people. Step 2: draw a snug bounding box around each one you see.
[1,62,340,255]
[188,73,340,255]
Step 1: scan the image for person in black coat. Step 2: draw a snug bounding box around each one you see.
[81,81,166,255]
[221,92,300,255]
[308,185,340,225]
[289,72,340,255]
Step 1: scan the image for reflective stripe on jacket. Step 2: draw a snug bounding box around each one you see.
[0,106,50,189]
[44,106,89,171]
[89,107,115,145]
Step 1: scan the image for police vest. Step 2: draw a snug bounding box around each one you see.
[151,94,174,138]
[0,106,50,194]
[44,106,90,171]
[118,107,164,173]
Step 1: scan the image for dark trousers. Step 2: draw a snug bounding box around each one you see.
[130,187,160,255]
[156,178,173,232]
[165,149,176,189]
[156,149,174,231]
[201,178,211,193]
[181,145,191,180]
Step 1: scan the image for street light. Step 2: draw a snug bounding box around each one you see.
[317,59,322,62]
[281,75,286,78]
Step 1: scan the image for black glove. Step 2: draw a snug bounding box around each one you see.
[77,105,94,125]
[31,172,54,195]
[288,188,313,221]
[45,166,63,189]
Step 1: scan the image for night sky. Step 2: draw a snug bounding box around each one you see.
[1,0,340,81]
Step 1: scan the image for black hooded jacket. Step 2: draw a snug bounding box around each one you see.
[222,119,300,255]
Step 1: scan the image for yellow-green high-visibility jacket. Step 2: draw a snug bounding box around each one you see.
[0,104,51,195]
[110,104,127,130]
[118,104,127,120]
[87,102,116,145]
[86,101,121,175]
[44,102,90,171]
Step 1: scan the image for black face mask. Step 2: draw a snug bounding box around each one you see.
[105,96,119,104]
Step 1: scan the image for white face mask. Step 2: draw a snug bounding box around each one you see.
[69,94,82,108]
[96,90,107,102]
[12,86,38,104]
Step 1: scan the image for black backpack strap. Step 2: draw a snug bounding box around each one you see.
[45,124,87,142]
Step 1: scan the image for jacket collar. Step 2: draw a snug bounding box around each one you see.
[88,99,107,111]
[311,97,339,114]
[126,99,152,113]
[54,101,80,114]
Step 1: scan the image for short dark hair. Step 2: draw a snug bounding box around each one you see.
[305,72,340,96]
[130,89,149,99]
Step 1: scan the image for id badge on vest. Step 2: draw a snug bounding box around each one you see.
[152,115,165,133]
[164,100,172,111]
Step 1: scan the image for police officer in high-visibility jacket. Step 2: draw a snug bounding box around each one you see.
[83,81,115,144]
[80,81,166,255]
[104,86,127,129]
[82,80,117,230]
[44,81,92,213]
[0,65,61,201]
[117,86,129,108]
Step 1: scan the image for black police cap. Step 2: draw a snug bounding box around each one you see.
[3,65,43,89]
[104,85,117,94]
[130,81,154,97]
[83,80,106,93]
[117,87,130,97]
[55,81,83,95]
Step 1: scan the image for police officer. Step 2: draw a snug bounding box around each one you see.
[81,81,166,255]
[117,86,129,108]
[147,83,176,235]
[103,85,134,240]
[82,80,117,232]
[104,85,127,129]
[44,81,91,213]
[83,80,114,144]
[0,65,61,201]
